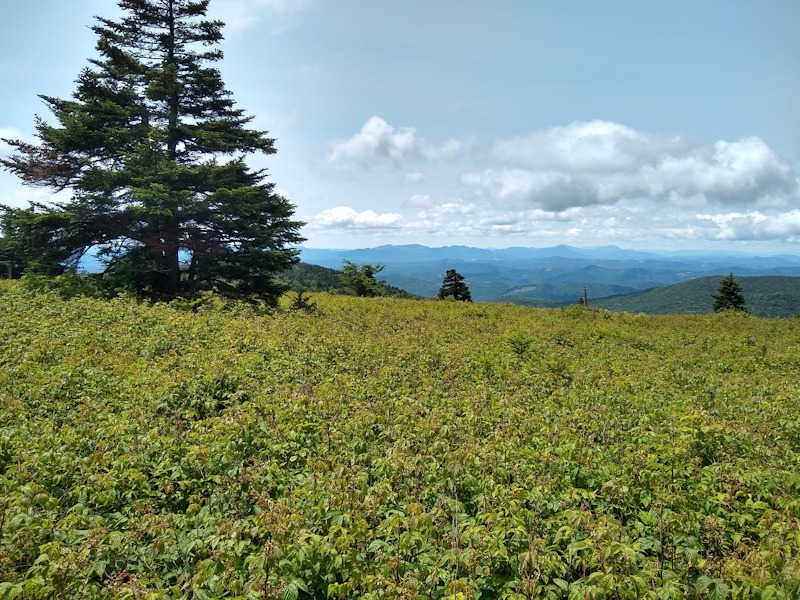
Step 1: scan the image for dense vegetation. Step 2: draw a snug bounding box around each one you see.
[596,276,800,318]
[279,262,418,299]
[1,281,799,598]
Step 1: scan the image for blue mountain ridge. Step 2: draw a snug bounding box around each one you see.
[298,244,800,303]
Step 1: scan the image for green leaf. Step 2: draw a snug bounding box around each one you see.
[0,582,23,600]
[283,582,299,600]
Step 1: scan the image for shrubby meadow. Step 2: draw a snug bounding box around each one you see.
[1,281,799,598]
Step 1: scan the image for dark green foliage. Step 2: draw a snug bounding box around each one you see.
[339,260,385,297]
[282,262,346,293]
[287,289,317,313]
[712,272,747,313]
[0,0,303,303]
[437,268,472,302]
[576,286,589,306]
[596,276,800,317]
[280,262,418,299]
[0,236,24,279]
[0,205,76,277]
[0,243,12,279]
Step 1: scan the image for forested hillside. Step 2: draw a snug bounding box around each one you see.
[278,262,419,299]
[1,280,799,598]
[595,276,800,318]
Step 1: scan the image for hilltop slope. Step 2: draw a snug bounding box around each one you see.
[2,281,799,597]
[595,275,800,317]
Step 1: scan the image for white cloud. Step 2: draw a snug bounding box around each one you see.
[490,120,649,172]
[696,210,800,242]
[324,116,470,171]
[764,210,800,238]
[305,186,800,248]
[0,127,33,156]
[0,173,71,209]
[407,198,585,239]
[312,206,405,230]
[308,120,800,248]
[210,0,317,33]
[462,120,798,211]
[337,186,800,247]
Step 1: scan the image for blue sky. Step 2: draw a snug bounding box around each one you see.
[2,0,799,251]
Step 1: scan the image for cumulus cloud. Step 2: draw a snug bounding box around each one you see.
[210,0,317,33]
[462,120,798,211]
[312,206,405,230]
[696,210,800,242]
[324,116,470,171]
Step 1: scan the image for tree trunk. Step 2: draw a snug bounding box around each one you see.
[166,0,179,163]
[164,0,181,293]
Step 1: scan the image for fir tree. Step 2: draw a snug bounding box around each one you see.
[0,207,69,278]
[339,261,384,297]
[0,0,303,303]
[712,273,747,313]
[438,269,472,302]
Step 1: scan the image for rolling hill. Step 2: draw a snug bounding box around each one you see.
[595,275,800,318]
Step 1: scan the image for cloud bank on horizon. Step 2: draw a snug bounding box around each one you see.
[308,116,800,247]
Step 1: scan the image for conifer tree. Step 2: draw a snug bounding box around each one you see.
[339,261,384,297]
[438,269,472,302]
[712,273,747,313]
[0,235,21,279]
[0,0,303,303]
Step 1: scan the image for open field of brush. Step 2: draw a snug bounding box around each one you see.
[1,281,799,599]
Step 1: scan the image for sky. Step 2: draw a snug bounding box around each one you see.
[1,1,799,252]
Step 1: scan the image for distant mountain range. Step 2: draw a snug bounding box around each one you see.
[298,244,800,315]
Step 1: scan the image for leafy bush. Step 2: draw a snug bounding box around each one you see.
[1,280,799,598]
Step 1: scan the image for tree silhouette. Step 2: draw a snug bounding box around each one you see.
[438,269,472,302]
[712,273,747,313]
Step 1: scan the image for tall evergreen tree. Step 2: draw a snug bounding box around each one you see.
[0,0,303,302]
[712,273,747,313]
[438,269,472,302]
